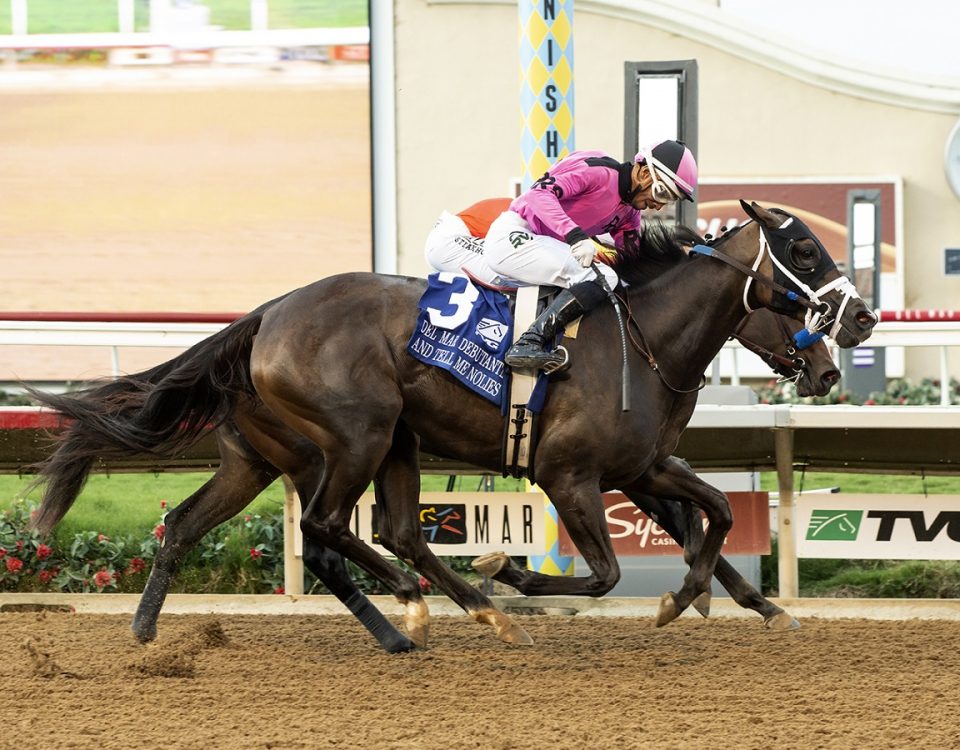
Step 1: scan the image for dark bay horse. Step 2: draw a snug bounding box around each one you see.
[249,201,872,631]
[28,200,872,649]
[28,296,839,651]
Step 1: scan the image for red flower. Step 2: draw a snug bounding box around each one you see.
[153,524,165,539]
[865,398,876,406]
[273,586,285,595]
[128,557,146,574]
[249,548,263,559]
[15,540,23,551]
[36,544,52,560]
[93,570,113,589]
[0,548,7,559]
[244,515,252,522]
[97,533,108,543]
[37,570,54,584]
[160,500,168,509]
[418,575,432,594]
[5,557,23,574]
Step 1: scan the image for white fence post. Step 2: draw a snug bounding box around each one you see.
[774,428,799,599]
[250,0,268,31]
[281,475,304,596]
[118,0,135,34]
[11,0,27,35]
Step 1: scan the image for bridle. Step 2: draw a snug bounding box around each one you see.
[689,217,861,341]
[620,214,847,394]
[732,314,814,385]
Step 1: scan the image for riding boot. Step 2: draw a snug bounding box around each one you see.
[505,279,608,372]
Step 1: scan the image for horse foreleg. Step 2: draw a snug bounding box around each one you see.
[628,458,731,626]
[132,435,278,643]
[621,486,797,628]
[375,423,532,646]
[473,479,621,597]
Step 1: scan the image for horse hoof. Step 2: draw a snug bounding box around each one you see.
[472,551,509,578]
[654,591,681,627]
[692,591,712,618]
[499,623,535,646]
[404,622,429,650]
[403,599,430,649]
[384,634,417,653]
[764,611,801,631]
[131,622,156,644]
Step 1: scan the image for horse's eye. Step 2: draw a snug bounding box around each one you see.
[788,240,820,273]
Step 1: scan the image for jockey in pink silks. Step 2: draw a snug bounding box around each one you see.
[482,139,698,372]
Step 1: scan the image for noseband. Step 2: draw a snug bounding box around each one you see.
[732,314,816,385]
[689,217,860,340]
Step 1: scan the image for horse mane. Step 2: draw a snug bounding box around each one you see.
[609,220,701,288]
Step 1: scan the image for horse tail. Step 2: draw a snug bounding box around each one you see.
[27,296,283,535]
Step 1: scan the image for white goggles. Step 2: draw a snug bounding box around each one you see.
[648,167,682,204]
[638,148,684,204]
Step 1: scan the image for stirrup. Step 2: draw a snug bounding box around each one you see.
[506,345,569,374]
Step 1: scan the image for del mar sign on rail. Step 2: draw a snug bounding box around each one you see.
[293,492,545,557]
[798,494,960,559]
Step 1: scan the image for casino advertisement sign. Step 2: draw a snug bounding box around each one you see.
[558,491,770,557]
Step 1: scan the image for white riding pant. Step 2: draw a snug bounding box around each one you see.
[483,210,619,289]
[423,211,503,285]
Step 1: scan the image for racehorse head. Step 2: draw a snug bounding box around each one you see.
[734,200,877,349]
[735,308,841,398]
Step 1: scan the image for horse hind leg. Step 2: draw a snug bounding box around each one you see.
[375,423,532,646]
[300,536,415,653]
[292,436,435,649]
[132,434,279,643]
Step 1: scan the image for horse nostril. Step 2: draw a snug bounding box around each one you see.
[856,309,877,327]
[822,369,841,386]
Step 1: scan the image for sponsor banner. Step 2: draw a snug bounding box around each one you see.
[294,492,545,557]
[798,494,960,559]
[557,492,770,557]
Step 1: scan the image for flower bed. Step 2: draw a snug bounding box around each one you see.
[0,501,285,595]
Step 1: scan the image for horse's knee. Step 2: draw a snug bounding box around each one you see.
[587,561,621,597]
[710,497,733,534]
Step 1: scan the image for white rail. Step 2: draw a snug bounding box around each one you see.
[1,319,957,392]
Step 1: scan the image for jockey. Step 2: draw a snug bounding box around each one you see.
[480,139,698,372]
[423,197,510,286]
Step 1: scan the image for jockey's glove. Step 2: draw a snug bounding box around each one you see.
[571,238,604,268]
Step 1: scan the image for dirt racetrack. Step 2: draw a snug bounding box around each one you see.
[0,611,958,749]
[0,64,371,382]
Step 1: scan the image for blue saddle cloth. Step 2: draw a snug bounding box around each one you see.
[408,273,547,412]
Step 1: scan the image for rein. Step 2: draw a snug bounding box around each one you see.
[616,290,706,395]
[688,242,825,315]
[732,315,806,384]
[689,219,862,341]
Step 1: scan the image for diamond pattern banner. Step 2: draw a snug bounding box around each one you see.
[518,0,575,191]
[527,493,575,576]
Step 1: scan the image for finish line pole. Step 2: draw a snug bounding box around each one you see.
[518,0,575,190]
[520,0,576,575]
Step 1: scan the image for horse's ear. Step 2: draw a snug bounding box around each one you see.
[740,200,779,228]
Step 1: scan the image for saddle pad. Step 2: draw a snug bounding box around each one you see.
[408,273,514,408]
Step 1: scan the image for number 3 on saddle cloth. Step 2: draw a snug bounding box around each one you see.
[407,272,550,414]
